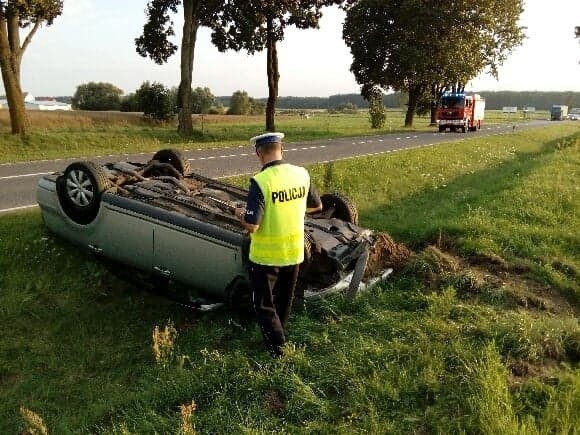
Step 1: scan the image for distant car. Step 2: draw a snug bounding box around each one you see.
[567,113,579,121]
[37,149,391,309]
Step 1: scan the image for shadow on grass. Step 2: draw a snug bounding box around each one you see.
[361,134,575,249]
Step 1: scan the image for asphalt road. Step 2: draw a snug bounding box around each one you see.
[0,120,549,213]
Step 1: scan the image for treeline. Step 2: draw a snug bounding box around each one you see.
[216,93,407,110]
[217,91,580,111]
[58,87,580,114]
[477,91,580,110]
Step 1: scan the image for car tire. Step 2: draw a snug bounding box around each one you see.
[151,149,191,176]
[438,126,445,133]
[320,193,359,225]
[57,161,112,225]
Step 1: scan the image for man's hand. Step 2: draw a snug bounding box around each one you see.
[235,206,260,233]
[234,207,246,222]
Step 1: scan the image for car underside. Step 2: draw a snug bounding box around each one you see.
[37,149,400,309]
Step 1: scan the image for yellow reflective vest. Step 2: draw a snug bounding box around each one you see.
[249,163,310,266]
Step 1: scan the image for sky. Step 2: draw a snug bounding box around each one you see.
[10,0,580,98]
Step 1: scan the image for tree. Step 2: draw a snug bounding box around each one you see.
[191,86,215,114]
[72,82,123,111]
[135,81,176,121]
[0,0,63,135]
[343,0,525,127]
[227,90,251,115]
[120,93,139,112]
[249,98,266,115]
[208,0,342,131]
[136,0,222,135]
[367,87,385,129]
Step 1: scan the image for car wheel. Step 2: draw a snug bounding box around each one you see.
[57,161,112,225]
[151,149,191,176]
[320,193,359,225]
[438,126,445,133]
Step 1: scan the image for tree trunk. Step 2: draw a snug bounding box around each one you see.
[265,16,279,132]
[177,0,198,135]
[404,85,422,127]
[0,15,28,136]
[429,83,439,125]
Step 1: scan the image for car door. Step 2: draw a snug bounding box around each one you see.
[89,198,154,272]
[152,219,246,297]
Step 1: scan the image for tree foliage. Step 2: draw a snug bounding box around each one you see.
[207,0,342,131]
[367,87,386,129]
[72,82,123,111]
[191,86,215,114]
[120,93,140,112]
[227,90,251,115]
[135,81,176,121]
[135,0,180,64]
[0,0,63,135]
[343,0,525,126]
[226,90,266,115]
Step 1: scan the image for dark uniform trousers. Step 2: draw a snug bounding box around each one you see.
[248,260,300,357]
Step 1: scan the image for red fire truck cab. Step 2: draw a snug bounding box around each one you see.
[437,93,485,133]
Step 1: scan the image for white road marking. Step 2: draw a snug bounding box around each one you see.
[187,145,326,162]
[0,172,52,180]
[0,204,38,214]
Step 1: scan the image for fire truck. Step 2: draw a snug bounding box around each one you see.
[436,93,485,133]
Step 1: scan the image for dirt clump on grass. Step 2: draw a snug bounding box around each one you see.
[264,390,285,416]
[507,358,561,386]
[365,233,414,279]
[408,243,578,316]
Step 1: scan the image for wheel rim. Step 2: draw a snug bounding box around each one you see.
[66,169,94,206]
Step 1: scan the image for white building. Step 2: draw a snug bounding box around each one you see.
[0,93,72,111]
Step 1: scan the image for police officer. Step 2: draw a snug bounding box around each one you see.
[235,132,322,358]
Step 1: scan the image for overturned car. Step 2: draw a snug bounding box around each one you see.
[36,149,395,309]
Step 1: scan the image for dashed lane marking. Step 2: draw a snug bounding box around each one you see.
[0,204,38,214]
[186,145,326,161]
[0,172,52,180]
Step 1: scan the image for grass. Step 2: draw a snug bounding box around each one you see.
[0,109,549,163]
[0,123,578,433]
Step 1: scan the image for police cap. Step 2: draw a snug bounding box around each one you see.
[249,132,285,149]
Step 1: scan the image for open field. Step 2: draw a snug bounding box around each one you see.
[0,108,550,164]
[1,124,578,433]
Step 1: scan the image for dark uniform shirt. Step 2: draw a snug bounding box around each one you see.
[244,160,321,225]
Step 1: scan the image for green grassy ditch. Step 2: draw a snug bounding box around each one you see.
[0,124,578,433]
